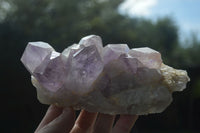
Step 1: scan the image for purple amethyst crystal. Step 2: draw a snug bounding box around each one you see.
[21,42,54,74]
[103,44,129,65]
[21,35,190,115]
[128,47,162,69]
[34,51,67,92]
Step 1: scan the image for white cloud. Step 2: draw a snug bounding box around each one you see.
[119,0,158,16]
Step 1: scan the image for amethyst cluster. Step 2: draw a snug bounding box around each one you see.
[21,35,190,115]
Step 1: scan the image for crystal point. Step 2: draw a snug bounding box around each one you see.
[79,35,103,54]
[103,44,129,65]
[129,47,162,69]
[67,45,104,94]
[34,51,67,92]
[21,42,54,74]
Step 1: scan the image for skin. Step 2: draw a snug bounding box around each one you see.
[35,105,138,133]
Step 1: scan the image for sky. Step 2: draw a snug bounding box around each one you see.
[119,0,200,41]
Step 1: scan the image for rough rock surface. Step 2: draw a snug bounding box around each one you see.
[21,35,190,115]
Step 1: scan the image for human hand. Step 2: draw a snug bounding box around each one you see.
[35,105,138,133]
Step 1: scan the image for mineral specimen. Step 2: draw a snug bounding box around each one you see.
[21,35,190,115]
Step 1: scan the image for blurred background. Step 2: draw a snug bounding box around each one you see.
[0,0,200,132]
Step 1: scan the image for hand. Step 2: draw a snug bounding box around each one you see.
[35,105,138,133]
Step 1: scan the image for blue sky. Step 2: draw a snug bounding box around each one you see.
[119,0,200,41]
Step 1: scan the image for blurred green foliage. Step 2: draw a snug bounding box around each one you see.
[0,0,200,132]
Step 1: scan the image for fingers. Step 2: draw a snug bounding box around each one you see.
[93,113,115,133]
[36,105,138,133]
[35,105,63,132]
[70,110,98,133]
[112,115,138,133]
[36,107,75,133]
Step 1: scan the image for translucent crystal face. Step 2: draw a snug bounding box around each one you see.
[21,35,190,115]
[66,45,104,94]
[118,54,144,74]
[21,42,54,74]
[79,35,103,54]
[62,44,81,58]
[103,44,129,65]
[128,47,162,69]
[34,51,67,92]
